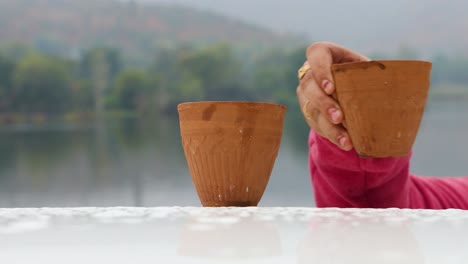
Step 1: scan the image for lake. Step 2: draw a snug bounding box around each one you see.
[0,100,467,208]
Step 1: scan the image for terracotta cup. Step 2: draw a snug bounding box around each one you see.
[331,60,432,157]
[177,101,286,207]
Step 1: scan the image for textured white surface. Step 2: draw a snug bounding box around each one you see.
[1,207,467,263]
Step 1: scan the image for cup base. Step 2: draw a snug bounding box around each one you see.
[357,150,410,158]
[202,201,259,207]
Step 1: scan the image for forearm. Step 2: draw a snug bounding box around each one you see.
[309,130,468,209]
[408,174,468,209]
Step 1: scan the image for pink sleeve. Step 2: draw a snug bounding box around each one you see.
[308,130,468,209]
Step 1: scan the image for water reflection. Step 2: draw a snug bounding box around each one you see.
[0,113,314,207]
[0,101,466,207]
[0,127,82,174]
[0,117,192,207]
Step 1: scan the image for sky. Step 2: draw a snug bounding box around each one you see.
[134,0,468,57]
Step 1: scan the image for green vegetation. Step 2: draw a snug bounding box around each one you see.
[0,43,303,115]
[0,42,467,125]
[0,1,466,125]
[11,53,71,113]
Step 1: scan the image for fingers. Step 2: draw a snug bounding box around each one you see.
[306,42,370,96]
[298,41,368,151]
[297,85,319,128]
[316,111,353,151]
[296,82,352,151]
[299,70,343,125]
[306,43,335,95]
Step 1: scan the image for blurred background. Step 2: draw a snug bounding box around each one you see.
[0,0,467,207]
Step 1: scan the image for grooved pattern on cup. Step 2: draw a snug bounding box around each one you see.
[178,102,286,207]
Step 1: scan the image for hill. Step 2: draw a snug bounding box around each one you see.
[140,0,468,57]
[0,0,305,63]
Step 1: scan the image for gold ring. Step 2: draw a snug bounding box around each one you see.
[298,62,311,81]
[302,101,312,120]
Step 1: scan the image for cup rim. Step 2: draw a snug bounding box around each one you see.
[332,60,432,72]
[177,101,287,111]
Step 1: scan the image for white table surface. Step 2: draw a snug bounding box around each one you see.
[1,207,467,264]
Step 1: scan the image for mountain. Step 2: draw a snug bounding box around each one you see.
[138,0,468,57]
[0,0,306,62]
[4,0,466,62]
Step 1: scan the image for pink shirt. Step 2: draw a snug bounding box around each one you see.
[308,130,468,209]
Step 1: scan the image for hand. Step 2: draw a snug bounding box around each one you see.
[296,42,370,151]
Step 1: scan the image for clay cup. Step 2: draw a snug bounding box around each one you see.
[331,60,432,157]
[178,101,286,207]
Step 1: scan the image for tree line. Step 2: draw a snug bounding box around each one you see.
[0,43,467,120]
